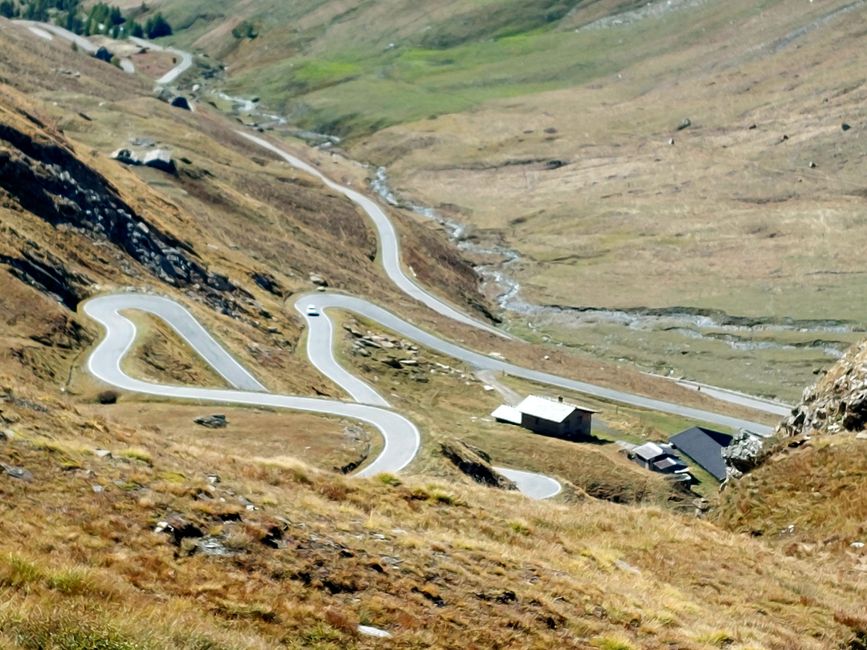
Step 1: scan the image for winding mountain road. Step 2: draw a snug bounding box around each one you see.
[239,133,782,429]
[15,20,195,82]
[296,293,775,435]
[238,132,507,339]
[83,294,420,478]
[74,38,777,503]
[15,20,136,73]
[129,36,193,85]
[84,293,559,498]
[294,301,562,499]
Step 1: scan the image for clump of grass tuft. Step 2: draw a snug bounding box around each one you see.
[508,520,531,536]
[376,473,401,487]
[594,636,636,650]
[697,631,737,647]
[0,554,43,590]
[118,448,152,465]
[46,569,91,595]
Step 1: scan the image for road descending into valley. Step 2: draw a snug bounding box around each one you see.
[129,36,193,85]
[294,301,562,498]
[238,132,508,339]
[15,20,136,73]
[238,133,775,434]
[84,294,562,498]
[75,40,779,502]
[295,293,775,436]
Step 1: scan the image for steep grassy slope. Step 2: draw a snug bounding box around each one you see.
[716,339,867,561]
[1,15,865,649]
[2,365,866,648]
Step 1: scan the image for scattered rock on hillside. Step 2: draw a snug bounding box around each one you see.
[722,430,769,477]
[154,87,174,103]
[0,248,92,311]
[252,272,285,297]
[130,136,155,148]
[94,46,113,63]
[842,123,851,131]
[440,439,517,491]
[111,148,139,165]
[2,463,33,481]
[309,273,328,287]
[155,515,205,545]
[544,159,567,170]
[142,149,177,174]
[0,430,12,442]
[170,96,192,111]
[676,118,692,131]
[194,414,228,429]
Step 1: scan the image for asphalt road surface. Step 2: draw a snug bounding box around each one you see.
[239,133,787,425]
[238,132,508,339]
[296,293,775,436]
[82,293,559,498]
[294,302,562,499]
[16,20,135,73]
[83,294,420,478]
[130,36,193,85]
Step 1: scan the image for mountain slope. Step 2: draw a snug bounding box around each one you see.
[0,12,866,649]
[715,340,867,561]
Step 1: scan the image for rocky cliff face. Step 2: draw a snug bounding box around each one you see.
[778,339,867,439]
[0,120,247,314]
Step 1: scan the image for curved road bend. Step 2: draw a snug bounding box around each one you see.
[129,36,193,85]
[237,132,508,339]
[297,293,776,436]
[83,294,420,478]
[16,20,136,73]
[83,294,558,498]
[294,302,562,499]
[237,132,788,422]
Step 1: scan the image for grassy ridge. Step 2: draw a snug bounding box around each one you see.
[158,0,793,137]
[156,0,669,136]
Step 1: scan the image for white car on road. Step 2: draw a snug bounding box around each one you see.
[305,305,320,316]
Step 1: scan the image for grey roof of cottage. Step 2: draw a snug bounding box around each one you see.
[516,395,596,423]
[491,404,522,425]
[633,442,666,461]
[669,426,733,481]
[652,456,686,472]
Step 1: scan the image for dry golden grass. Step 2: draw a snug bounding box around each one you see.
[1,15,865,649]
[1,381,865,648]
[715,434,867,560]
[76,402,377,475]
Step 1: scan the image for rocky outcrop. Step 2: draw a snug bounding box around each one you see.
[0,122,248,312]
[94,46,113,63]
[170,96,192,111]
[142,149,176,174]
[0,249,91,310]
[440,439,517,491]
[111,148,139,165]
[778,339,867,438]
[194,414,228,429]
[722,430,769,477]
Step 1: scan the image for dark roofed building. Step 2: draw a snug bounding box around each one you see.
[629,442,689,475]
[491,395,596,441]
[669,427,733,481]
